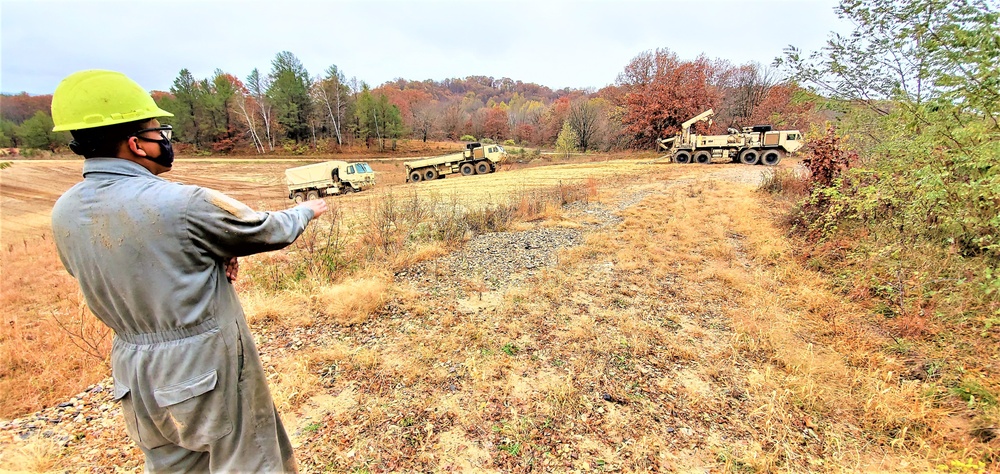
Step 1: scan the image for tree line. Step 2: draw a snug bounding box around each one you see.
[1,49,811,155]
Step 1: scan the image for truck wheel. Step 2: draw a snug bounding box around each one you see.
[761,150,784,166]
[694,151,712,164]
[306,190,320,200]
[409,170,423,182]
[475,161,491,174]
[673,151,691,164]
[293,192,305,203]
[461,163,475,176]
[423,168,439,180]
[738,149,760,165]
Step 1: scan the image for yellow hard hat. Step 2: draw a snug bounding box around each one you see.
[51,69,173,132]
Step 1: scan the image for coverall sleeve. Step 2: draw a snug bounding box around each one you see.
[185,187,315,259]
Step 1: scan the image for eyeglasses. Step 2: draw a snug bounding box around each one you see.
[132,125,173,142]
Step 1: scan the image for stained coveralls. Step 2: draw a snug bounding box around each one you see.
[51,158,315,472]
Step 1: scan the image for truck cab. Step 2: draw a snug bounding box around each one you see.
[778,131,804,153]
[341,162,376,187]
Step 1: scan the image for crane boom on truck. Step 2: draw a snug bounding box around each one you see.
[656,109,804,166]
[405,142,507,183]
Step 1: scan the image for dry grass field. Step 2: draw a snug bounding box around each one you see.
[1,152,995,472]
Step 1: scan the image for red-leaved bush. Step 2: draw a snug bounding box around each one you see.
[802,126,856,190]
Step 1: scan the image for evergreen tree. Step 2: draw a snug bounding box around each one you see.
[168,69,203,147]
[355,87,403,151]
[266,51,312,143]
[16,111,66,150]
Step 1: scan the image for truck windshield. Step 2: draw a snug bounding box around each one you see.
[358,163,372,173]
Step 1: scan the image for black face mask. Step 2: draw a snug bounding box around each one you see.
[136,136,174,168]
[132,125,175,168]
[146,138,174,168]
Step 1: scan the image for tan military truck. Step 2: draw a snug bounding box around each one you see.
[405,142,507,182]
[656,109,804,166]
[285,160,376,202]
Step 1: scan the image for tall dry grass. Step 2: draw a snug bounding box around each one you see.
[0,233,111,419]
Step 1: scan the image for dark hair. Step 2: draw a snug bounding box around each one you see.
[69,119,151,158]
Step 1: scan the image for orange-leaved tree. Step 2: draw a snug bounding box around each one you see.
[614,48,721,149]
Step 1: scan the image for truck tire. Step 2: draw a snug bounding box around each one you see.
[460,163,475,176]
[423,168,439,181]
[475,161,491,174]
[761,150,784,166]
[694,150,712,164]
[306,190,320,200]
[738,149,760,165]
[293,192,305,203]
[409,170,423,182]
[673,151,691,164]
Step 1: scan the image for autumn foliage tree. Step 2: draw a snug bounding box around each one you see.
[615,48,722,149]
[483,106,510,141]
[607,49,816,149]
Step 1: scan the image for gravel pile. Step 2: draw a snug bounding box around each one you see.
[0,382,117,447]
[397,226,585,291]
[395,191,664,294]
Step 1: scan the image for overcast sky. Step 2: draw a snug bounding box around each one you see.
[1,0,845,96]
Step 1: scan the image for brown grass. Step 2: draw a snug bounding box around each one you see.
[3,157,997,472]
[0,234,111,419]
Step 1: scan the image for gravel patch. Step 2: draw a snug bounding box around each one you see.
[397,226,584,292]
[0,382,117,447]
[397,187,666,294]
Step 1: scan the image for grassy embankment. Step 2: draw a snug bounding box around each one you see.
[3,157,995,471]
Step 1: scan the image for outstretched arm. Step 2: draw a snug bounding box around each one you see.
[186,187,329,259]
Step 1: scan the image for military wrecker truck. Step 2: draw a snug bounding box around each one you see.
[656,109,804,166]
[285,160,376,202]
[405,142,507,183]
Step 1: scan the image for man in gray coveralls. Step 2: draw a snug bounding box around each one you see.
[49,69,328,472]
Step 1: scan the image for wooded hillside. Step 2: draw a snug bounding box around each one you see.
[0,50,810,156]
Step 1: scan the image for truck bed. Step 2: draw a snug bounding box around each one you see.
[404,152,467,168]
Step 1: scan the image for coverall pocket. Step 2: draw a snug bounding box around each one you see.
[114,377,171,449]
[152,369,233,447]
[113,378,140,444]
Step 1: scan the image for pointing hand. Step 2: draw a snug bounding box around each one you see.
[298,199,329,219]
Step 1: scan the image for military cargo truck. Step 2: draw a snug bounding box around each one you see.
[656,109,804,166]
[405,142,507,183]
[285,161,375,202]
